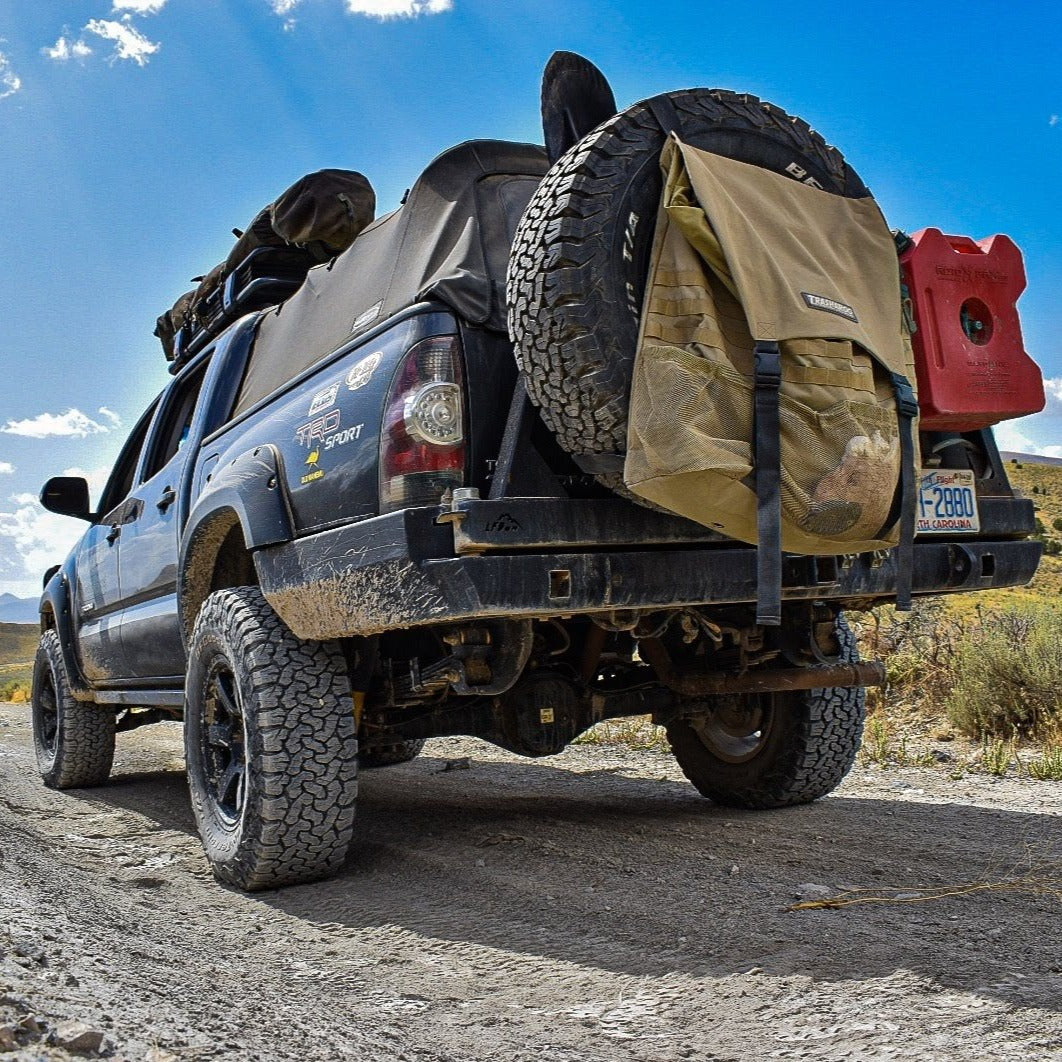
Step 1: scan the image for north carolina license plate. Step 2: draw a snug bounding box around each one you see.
[917,468,980,534]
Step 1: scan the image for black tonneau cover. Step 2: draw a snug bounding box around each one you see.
[234,139,549,416]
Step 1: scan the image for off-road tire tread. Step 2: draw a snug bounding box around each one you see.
[507,88,866,487]
[666,618,865,808]
[185,587,358,891]
[32,630,115,789]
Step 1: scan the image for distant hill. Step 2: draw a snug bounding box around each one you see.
[0,593,38,623]
[1002,458,1062,600]
[0,622,38,693]
[1001,451,1062,468]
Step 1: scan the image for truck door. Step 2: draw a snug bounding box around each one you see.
[72,405,157,683]
[117,360,210,681]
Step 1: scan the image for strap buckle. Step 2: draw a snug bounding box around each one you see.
[754,342,782,388]
[890,372,919,419]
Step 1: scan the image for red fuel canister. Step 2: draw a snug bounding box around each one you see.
[899,227,1044,431]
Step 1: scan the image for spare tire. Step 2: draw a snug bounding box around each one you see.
[507,88,871,492]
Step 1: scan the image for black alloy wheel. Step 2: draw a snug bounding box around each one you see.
[201,660,248,825]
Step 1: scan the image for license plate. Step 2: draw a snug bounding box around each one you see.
[917,468,980,534]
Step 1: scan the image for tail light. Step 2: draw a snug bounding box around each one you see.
[379,335,467,512]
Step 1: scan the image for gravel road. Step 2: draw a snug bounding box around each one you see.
[1,700,1060,1062]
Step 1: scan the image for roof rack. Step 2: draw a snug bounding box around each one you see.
[169,244,317,373]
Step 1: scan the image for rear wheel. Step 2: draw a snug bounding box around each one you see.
[184,587,358,890]
[31,630,115,789]
[666,618,865,808]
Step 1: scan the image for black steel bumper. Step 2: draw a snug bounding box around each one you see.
[254,497,1042,640]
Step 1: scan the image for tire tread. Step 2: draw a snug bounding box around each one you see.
[32,630,115,790]
[185,588,358,891]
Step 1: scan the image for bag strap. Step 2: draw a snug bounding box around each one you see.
[754,341,783,626]
[889,371,919,611]
[645,93,684,138]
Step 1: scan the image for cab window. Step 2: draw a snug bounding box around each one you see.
[142,361,210,481]
[96,400,159,519]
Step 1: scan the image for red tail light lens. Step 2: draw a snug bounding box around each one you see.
[379,335,466,513]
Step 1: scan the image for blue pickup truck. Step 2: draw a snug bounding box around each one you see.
[30,65,1042,891]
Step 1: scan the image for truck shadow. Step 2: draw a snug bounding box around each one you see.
[85,745,1061,1014]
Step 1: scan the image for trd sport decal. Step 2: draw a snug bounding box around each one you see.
[295,410,341,447]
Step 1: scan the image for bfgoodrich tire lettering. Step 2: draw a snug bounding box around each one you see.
[507,88,869,490]
[666,617,866,808]
[31,629,115,789]
[184,587,358,890]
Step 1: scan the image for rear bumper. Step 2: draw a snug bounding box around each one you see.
[254,497,1042,639]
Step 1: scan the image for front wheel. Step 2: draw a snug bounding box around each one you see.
[31,630,115,789]
[666,618,865,808]
[184,587,358,891]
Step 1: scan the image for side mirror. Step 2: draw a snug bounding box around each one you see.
[40,476,92,521]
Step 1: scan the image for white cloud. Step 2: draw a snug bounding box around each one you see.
[1,408,119,439]
[0,462,13,475]
[0,50,21,100]
[267,0,452,24]
[993,421,1062,460]
[0,466,111,595]
[992,379,1062,459]
[1051,115,1060,127]
[61,466,112,498]
[97,406,122,428]
[344,0,452,16]
[43,36,94,62]
[1044,376,1062,412]
[85,18,160,66]
[112,0,169,13]
[267,0,302,28]
[0,495,85,598]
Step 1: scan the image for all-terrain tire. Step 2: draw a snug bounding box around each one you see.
[359,739,425,769]
[31,629,115,789]
[184,587,358,891]
[507,88,869,491]
[666,617,865,808]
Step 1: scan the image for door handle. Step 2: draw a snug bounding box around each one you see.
[157,486,176,512]
[106,523,121,545]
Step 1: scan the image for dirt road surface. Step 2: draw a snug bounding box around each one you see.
[1,701,1060,1061]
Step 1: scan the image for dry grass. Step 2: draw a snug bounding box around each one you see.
[574,715,671,752]
[788,842,1062,911]
[0,679,30,703]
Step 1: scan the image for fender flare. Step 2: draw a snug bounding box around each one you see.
[39,559,93,700]
[178,444,294,638]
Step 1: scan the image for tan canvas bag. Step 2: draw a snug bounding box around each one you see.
[625,134,919,622]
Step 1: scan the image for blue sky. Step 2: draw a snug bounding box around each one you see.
[0,0,1059,596]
